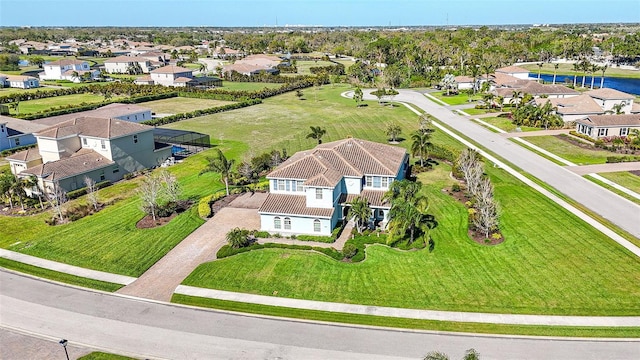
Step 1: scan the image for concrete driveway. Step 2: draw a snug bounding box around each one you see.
[117,192,266,301]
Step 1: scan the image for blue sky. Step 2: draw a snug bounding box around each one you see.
[2,0,639,27]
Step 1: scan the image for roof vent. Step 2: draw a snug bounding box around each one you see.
[83,162,87,165]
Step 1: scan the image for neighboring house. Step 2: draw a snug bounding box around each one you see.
[495,65,531,80]
[0,115,48,151]
[259,138,409,236]
[32,103,153,126]
[135,65,221,87]
[39,59,99,82]
[575,114,640,139]
[494,82,579,107]
[535,94,605,122]
[454,76,476,91]
[585,88,635,114]
[104,56,154,74]
[223,54,282,76]
[0,74,40,89]
[7,117,171,194]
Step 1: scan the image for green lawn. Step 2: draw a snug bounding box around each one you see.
[462,108,499,116]
[431,91,482,106]
[141,97,235,114]
[0,86,59,96]
[220,82,283,92]
[477,116,539,132]
[520,63,640,79]
[9,93,115,115]
[294,60,335,75]
[597,171,640,193]
[522,135,613,165]
[78,352,137,360]
[182,162,640,316]
[163,84,460,153]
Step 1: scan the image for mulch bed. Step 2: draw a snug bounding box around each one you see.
[135,201,193,229]
[210,193,241,215]
[445,179,505,246]
[557,134,639,155]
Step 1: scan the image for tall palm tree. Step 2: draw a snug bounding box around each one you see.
[23,175,43,209]
[600,64,608,89]
[580,59,589,88]
[411,131,433,166]
[589,64,599,90]
[536,62,543,81]
[572,62,579,87]
[349,196,372,233]
[383,179,422,204]
[552,63,559,84]
[385,123,402,143]
[387,195,437,244]
[306,126,327,144]
[200,149,235,196]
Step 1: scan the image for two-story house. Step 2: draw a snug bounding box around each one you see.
[39,59,100,82]
[7,116,171,194]
[585,88,636,114]
[0,115,47,151]
[135,65,194,87]
[259,138,408,236]
[104,56,154,74]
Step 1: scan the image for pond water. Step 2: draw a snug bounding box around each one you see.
[18,60,29,66]
[533,73,640,96]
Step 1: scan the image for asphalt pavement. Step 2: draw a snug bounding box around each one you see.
[2,270,639,360]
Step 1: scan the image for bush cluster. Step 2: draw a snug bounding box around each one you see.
[309,63,345,75]
[568,131,596,143]
[66,180,112,200]
[606,155,640,163]
[141,99,262,126]
[217,243,343,260]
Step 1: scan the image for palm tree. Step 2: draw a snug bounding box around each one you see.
[0,173,16,209]
[383,179,421,204]
[552,63,559,84]
[572,62,579,87]
[23,175,43,209]
[349,196,372,233]
[387,196,437,244]
[580,59,589,88]
[511,90,522,110]
[589,64,599,90]
[200,149,235,196]
[226,227,250,248]
[612,102,625,115]
[600,64,608,89]
[537,62,543,81]
[411,131,433,166]
[306,126,327,144]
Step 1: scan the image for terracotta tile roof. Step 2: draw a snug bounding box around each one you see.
[576,114,640,127]
[223,63,268,74]
[454,75,474,83]
[32,103,150,126]
[631,103,640,114]
[268,138,406,183]
[20,149,113,181]
[150,65,192,74]
[304,168,343,187]
[46,59,87,66]
[6,147,41,162]
[258,193,334,218]
[535,94,604,115]
[174,77,194,83]
[104,56,149,63]
[340,190,390,208]
[35,116,152,139]
[585,88,634,100]
[521,82,579,96]
[496,65,530,74]
[490,73,525,87]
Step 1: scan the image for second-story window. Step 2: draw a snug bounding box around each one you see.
[82,138,87,146]
[101,140,106,150]
[381,177,389,188]
[315,188,323,200]
[365,176,372,187]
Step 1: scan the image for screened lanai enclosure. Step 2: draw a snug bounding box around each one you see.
[153,128,211,156]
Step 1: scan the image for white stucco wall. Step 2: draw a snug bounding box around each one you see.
[305,187,333,208]
[260,213,332,236]
[344,176,362,194]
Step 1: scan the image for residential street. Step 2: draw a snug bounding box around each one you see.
[2,271,639,360]
[381,90,640,239]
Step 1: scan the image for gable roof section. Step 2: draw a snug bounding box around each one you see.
[35,116,152,139]
[535,94,604,115]
[496,65,529,74]
[6,147,41,162]
[0,115,48,134]
[20,149,113,181]
[268,138,406,183]
[576,114,640,127]
[258,193,334,218]
[585,88,634,100]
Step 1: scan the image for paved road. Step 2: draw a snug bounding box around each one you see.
[2,271,639,360]
[391,90,640,239]
[567,162,640,176]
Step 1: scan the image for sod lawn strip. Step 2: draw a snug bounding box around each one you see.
[475,116,539,132]
[182,162,640,316]
[584,175,640,206]
[9,93,118,115]
[141,97,235,114]
[430,91,482,106]
[521,135,612,165]
[0,258,122,292]
[597,171,640,194]
[172,294,640,338]
[78,352,137,360]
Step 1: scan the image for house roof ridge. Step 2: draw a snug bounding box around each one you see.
[316,146,362,176]
[349,138,395,175]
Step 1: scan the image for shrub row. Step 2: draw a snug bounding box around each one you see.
[309,63,345,75]
[429,144,459,162]
[606,155,640,163]
[14,92,179,120]
[66,180,112,200]
[222,71,319,84]
[0,83,174,104]
[198,190,229,218]
[141,99,262,126]
[568,131,595,143]
[0,143,37,157]
[217,243,343,260]
[295,234,335,243]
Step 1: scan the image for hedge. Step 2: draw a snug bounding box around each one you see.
[429,144,458,162]
[295,235,335,243]
[216,243,343,260]
[197,190,227,218]
[0,143,37,157]
[66,180,112,200]
[141,99,262,126]
[568,131,595,143]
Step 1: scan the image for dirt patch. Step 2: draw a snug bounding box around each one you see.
[630,170,640,177]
